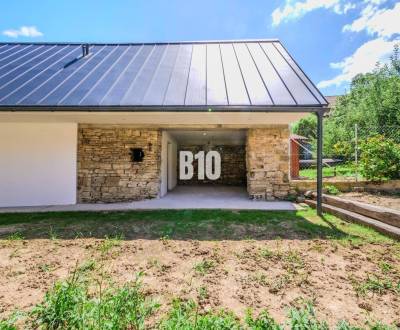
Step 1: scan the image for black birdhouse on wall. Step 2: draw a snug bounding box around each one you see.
[130,148,144,162]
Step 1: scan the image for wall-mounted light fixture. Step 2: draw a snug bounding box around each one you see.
[130,148,144,162]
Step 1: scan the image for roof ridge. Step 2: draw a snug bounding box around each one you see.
[0,39,280,46]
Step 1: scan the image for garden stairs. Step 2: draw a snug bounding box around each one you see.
[305,195,400,239]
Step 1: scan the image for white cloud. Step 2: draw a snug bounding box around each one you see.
[317,37,398,88]
[271,0,355,26]
[2,26,43,38]
[271,0,398,90]
[343,2,400,38]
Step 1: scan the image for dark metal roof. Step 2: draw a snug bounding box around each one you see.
[0,40,327,110]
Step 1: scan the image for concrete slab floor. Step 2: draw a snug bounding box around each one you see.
[0,185,299,213]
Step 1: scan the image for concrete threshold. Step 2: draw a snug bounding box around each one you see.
[0,186,299,213]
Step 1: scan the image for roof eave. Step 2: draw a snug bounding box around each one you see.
[0,105,328,113]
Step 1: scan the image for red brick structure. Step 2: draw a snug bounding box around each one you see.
[290,134,308,179]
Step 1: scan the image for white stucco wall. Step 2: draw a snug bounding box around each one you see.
[0,123,77,207]
[161,131,178,197]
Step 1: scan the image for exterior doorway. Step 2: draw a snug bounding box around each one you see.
[161,129,247,198]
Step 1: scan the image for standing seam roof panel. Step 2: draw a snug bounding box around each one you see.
[273,42,326,105]
[100,45,149,105]
[0,44,17,55]
[73,46,130,105]
[79,45,135,105]
[220,43,250,105]
[185,44,206,106]
[16,46,82,105]
[163,44,193,106]
[40,45,111,105]
[0,45,33,64]
[142,44,180,105]
[0,46,64,96]
[21,46,102,104]
[121,44,167,105]
[206,44,228,105]
[0,45,73,104]
[0,45,46,78]
[247,43,295,105]
[0,40,327,108]
[233,43,273,105]
[2,46,77,105]
[59,46,125,105]
[261,43,319,105]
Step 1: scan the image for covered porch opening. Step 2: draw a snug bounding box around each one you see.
[161,129,247,198]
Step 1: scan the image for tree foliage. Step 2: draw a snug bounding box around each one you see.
[293,44,400,165]
[359,135,400,181]
[324,44,400,154]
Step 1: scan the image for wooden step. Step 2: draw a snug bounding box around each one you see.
[305,200,400,240]
[322,194,400,229]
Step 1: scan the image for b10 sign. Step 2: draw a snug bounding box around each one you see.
[179,151,221,180]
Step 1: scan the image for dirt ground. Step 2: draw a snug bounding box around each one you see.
[340,192,400,211]
[0,209,399,328]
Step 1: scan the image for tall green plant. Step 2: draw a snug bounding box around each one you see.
[359,135,400,181]
[30,271,158,330]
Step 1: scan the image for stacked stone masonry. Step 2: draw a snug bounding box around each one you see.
[77,125,292,202]
[178,145,246,186]
[246,127,292,200]
[78,125,161,203]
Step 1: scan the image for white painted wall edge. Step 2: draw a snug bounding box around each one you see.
[0,123,77,207]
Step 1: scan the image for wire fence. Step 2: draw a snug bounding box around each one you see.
[290,124,400,182]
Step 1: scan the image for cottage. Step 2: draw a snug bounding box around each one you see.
[0,40,327,210]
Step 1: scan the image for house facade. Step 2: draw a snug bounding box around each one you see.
[0,40,327,207]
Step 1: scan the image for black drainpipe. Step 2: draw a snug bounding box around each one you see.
[316,110,324,216]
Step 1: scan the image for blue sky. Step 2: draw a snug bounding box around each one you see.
[1,0,399,95]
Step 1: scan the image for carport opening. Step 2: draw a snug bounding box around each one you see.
[161,129,247,197]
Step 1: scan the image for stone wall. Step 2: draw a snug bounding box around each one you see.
[78,126,161,203]
[292,179,400,194]
[246,126,292,200]
[178,145,246,186]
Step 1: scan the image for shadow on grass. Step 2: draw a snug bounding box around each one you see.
[0,209,364,241]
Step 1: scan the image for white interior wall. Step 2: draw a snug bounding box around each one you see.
[167,142,178,190]
[161,131,178,197]
[0,123,77,207]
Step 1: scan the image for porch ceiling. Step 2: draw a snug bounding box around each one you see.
[168,129,246,145]
[0,111,311,126]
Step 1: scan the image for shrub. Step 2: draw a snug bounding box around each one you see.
[2,269,398,330]
[245,309,283,330]
[0,317,17,330]
[333,141,354,160]
[359,135,400,181]
[30,271,158,330]
[324,185,340,195]
[159,299,240,330]
[193,260,215,275]
[288,304,329,330]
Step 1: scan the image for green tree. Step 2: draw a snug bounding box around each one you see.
[323,44,400,156]
[359,135,400,181]
[292,46,400,154]
[292,114,317,140]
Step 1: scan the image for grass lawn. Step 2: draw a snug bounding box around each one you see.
[299,164,360,180]
[0,208,399,329]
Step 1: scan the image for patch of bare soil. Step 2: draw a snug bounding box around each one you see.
[340,192,400,211]
[0,229,400,326]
